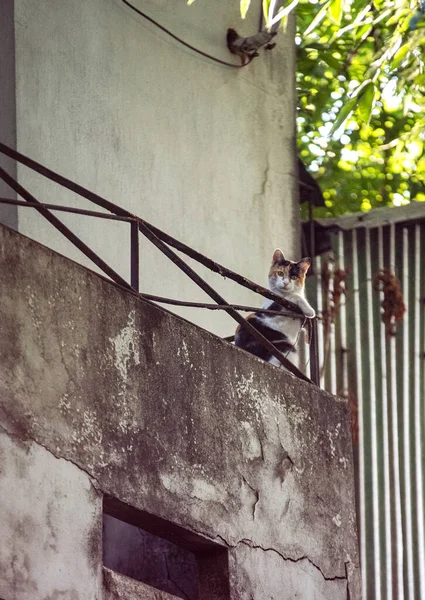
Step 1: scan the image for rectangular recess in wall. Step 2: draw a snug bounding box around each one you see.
[103,495,230,600]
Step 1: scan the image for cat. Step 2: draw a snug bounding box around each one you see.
[234,249,315,365]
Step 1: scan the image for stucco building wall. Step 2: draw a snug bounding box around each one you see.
[1,0,299,337]
[0,431,102,600]
[0,225,361,599]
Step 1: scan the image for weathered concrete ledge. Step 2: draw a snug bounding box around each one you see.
[103,567,182,600]
[0,224,361,599]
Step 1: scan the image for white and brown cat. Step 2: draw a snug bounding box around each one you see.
[235,249,315,365]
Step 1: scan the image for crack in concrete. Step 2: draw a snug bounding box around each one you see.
[215,534,349,584]
[0,423,102,496]
[177,522,351,590]
[239,473,260,520]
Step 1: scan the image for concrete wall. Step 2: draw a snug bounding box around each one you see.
[1,0,298,337]
[0,431,102,600]
[0,224,361,599]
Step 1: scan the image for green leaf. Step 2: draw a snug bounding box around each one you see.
[321,52,341,70]
[240,0,251,19]
[386,8,410,27]
[329,0,343,25]
[415,74,425,86]
[357,82,375,125]
[354,23,373,42]
[391,45,410,69]
[330,97,358,135]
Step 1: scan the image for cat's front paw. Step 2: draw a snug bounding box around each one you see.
[303,307,316,318]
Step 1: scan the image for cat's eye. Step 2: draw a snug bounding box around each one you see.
[291,275,297,280]
[276,271,284,277]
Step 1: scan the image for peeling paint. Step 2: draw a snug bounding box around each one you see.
[160,472,227,504]
[109,311,140,383]
[333,514,342,528]
[339,456,348,469]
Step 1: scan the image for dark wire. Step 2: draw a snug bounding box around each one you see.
[120,0,252,69]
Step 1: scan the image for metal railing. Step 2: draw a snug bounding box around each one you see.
[0,141,319,384]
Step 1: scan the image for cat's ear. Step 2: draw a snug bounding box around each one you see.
[272,248,285,264]
[297,257,311,273]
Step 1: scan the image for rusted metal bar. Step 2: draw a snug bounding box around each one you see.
[137,219,312,383]
[130,221,139,291]
[0,197,135,222]
[141,294,303,318]
[0,168,132,291]
[0,142,302,316]
[309,318,320,385]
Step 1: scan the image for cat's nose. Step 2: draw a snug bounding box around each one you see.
[282,279,290,287]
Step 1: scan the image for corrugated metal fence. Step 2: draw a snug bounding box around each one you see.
[306,206,425,599]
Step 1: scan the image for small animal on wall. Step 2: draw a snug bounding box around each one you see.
[234,249,315,365]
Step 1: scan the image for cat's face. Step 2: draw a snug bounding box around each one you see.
[268,248,311,295]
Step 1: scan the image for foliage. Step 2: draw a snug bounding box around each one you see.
[297,0,425,217]
[188,0,425,216]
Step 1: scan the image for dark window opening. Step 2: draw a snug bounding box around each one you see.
[103,495,230,600]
